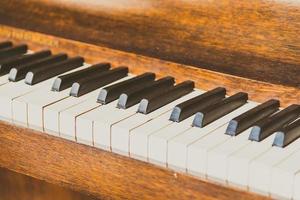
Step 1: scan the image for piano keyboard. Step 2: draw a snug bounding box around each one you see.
[0,41,299,200]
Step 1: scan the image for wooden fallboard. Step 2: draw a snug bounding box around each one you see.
[0,25,297,199]
[0,0,299,88]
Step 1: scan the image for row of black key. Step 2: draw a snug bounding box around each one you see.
[1,41,299,149]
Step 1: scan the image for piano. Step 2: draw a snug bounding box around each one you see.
[0,0,299,199]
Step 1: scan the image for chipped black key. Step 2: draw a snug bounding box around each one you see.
[0,41,13,50]
[70,67,128,97]
[97,72,156,104]
[117,76,175,109]
[9,53,68,82]
[25,56,84,85]
[169,87,226,122]
[138,80,194,114]
[193,92,248,128]
[0,50,51,76]
[225,99,280,136]
[52,63,111,92]
[249,104,300,142]
[0,44,28,61]
[273,118,300,148]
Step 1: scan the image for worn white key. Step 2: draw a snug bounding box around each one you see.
[168,103,255,173]
[12,65,88,130]
[60,98,100,141]
[248,139,300,195]
[206,128,251,183]
[227,134,276,188]
[149,116,194,167]
[44,76,131,136]
[111,91,199,156]
[270,150,300,199]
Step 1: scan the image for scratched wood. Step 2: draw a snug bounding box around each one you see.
[0,25,298,107]
[0,121,269,200]
[0,0,299,87]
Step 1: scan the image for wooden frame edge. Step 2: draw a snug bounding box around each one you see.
[0,121,268,200]
[0,25,298,107]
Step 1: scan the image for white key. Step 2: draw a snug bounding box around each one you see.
[168,103,256,173]
[294,171,300,200]
[13,88,70,130]
[0,78,53,122]
[129,90,203,162]
[12,65,88,130]
[44,76,131,136]
[187,124,231,178]
[129,112,173,161]
[148,116,194,167]
[0,74,9,85]
[111,91,200,156]
[206,128,251,183]
[76,101,138,150]
[43,90,99,136]
[270,150,300,199]
[248,139,300,195]
[75,101,117,146]
[60,98,100,141]
[227,133,276,188]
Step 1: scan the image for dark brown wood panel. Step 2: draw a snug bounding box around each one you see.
[0,25,298,107]
[0,167,99,200]
[0,0,299,87]
[0,121,269,200]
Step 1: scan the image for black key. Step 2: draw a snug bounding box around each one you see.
[52,63,111,92]
[225,99,280,136]
[0,50,51,76]
[9,53,68,82]
[70,67,128,97]
[249,104,300,142]
[0,41,13,50]
[117,76,175,109]
[0,44,28,61]
[193,92,248,128]
[97,72,156,104]
[25,56,84,85]
[138,80,195,114]
[169,87,226,122]
[273,118,300,148]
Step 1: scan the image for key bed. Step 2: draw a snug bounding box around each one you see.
[0,40,299,200]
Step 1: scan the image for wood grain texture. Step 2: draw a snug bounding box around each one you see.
[0,25,298,107]
[0,121,269,200]
[0,0,299,87]
[0,167,99,200]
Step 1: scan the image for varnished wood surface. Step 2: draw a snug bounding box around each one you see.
[0,0,299,87]
[0,25,298,107]
[0,121,269,200]
[0,167,99,200]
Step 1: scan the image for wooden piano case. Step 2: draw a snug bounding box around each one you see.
[0,0,299,199]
